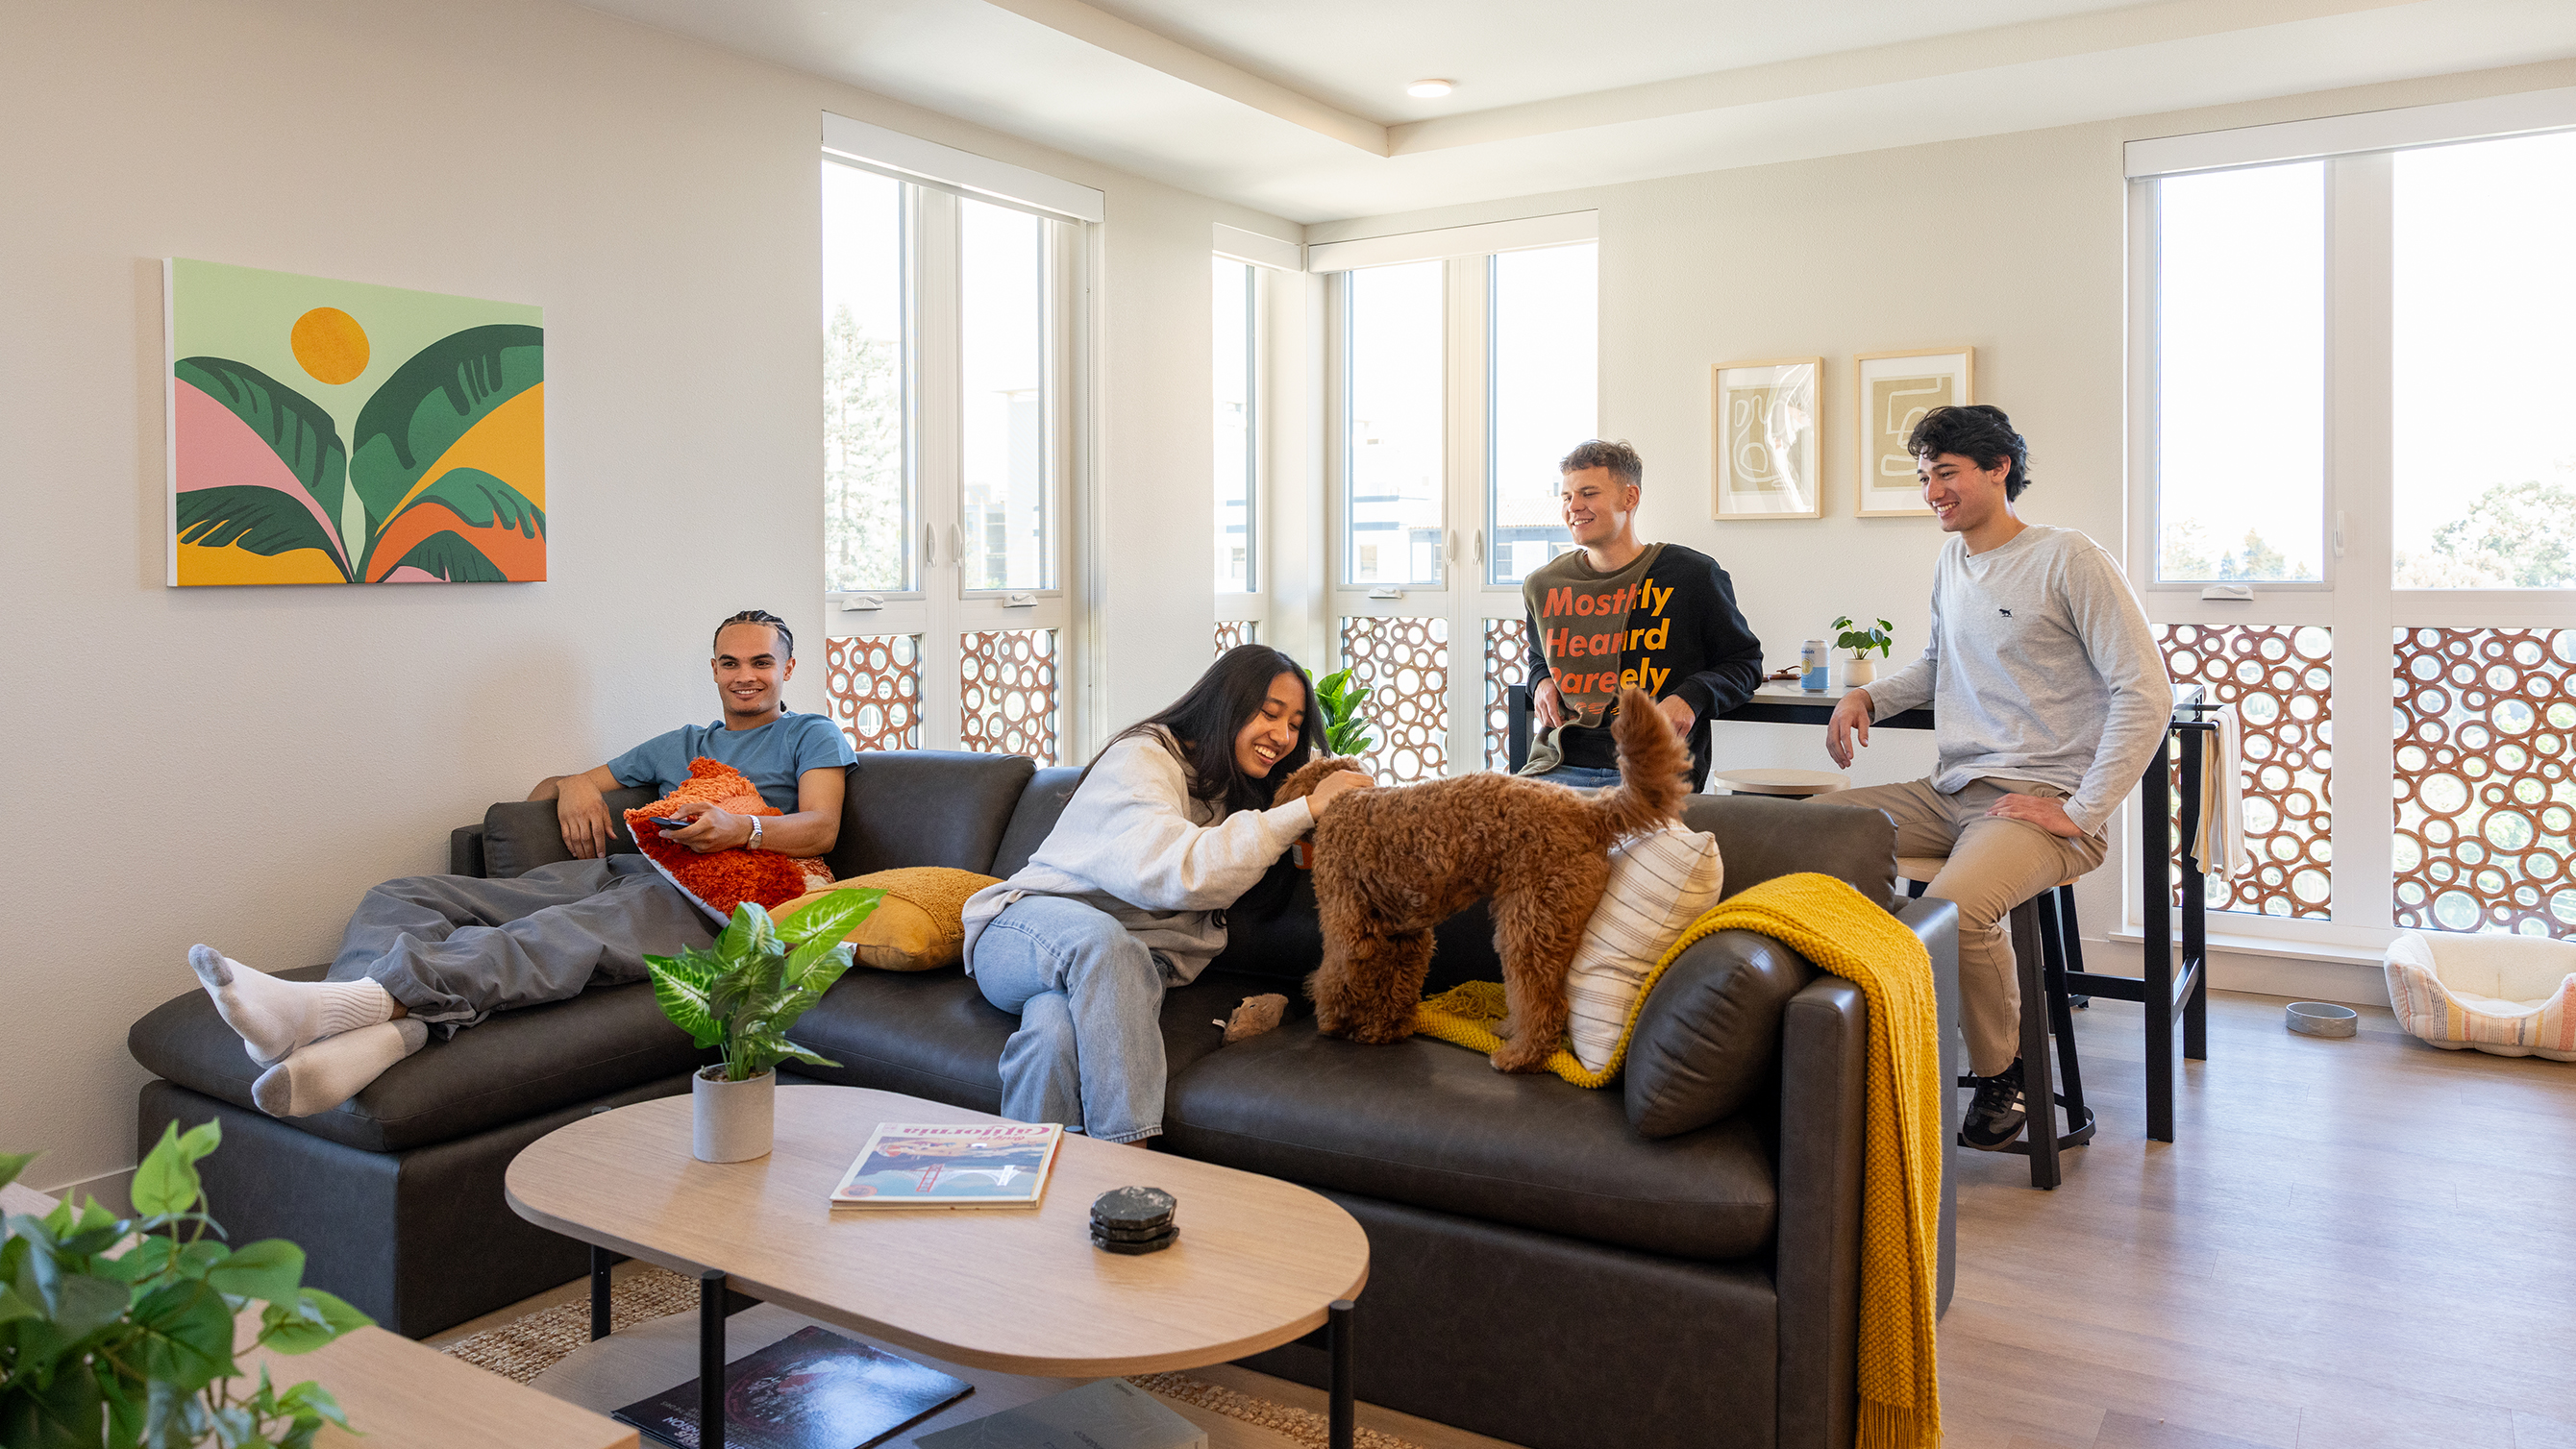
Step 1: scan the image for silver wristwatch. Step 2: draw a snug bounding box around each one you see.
[747,816,764,851]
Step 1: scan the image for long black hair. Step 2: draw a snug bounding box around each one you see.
[1085,645,1325,814]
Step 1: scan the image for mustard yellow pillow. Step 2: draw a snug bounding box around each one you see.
[777,867,1000,971]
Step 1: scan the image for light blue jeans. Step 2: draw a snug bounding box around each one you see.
[1525,764,1623,790]
[972,896,1175,1143]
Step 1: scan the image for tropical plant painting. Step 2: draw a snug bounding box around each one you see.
[165,258,544,585]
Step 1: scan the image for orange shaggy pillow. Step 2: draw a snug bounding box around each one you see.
[622,757,833,922]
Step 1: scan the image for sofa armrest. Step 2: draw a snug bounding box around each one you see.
[1773,894,1958,1449]
[477,789,656,878]
[450,826,486,878]
[1774,971,1865,1449]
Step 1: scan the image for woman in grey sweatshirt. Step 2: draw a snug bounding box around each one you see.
[961,646,1373,1142]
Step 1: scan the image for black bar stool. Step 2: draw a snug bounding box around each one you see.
[1898,859,2096,1190]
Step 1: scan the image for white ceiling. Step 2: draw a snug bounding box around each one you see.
[587,0,2576,223]
[1077,0,2154,122]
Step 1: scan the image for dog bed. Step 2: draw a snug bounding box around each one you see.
[2382,930,2576,1061]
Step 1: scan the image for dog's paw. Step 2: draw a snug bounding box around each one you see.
[1488,1043,1551,1073]
[1349,1021,1418,1046]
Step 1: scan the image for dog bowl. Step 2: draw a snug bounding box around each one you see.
[2285,1001,2358,1039]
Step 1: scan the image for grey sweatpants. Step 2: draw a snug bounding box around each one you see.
[327,857,715,1032]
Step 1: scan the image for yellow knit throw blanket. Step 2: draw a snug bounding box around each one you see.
[1413,872,1944,1447]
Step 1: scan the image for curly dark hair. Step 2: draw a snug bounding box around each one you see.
[1906,405,2032,501]
[1558,438,1644,490]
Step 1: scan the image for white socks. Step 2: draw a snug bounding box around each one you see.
[253,1019,429,1118]
[187,945,398,1068]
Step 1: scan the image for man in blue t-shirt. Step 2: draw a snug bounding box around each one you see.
[182,610,859,1118]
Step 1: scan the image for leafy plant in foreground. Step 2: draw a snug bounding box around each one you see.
[1,1124,368,1448]
[645,888,883,1083]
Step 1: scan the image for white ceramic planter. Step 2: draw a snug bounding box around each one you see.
[1840,657,1877,686]
[692,1068,776,1163]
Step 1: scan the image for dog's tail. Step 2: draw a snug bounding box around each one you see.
[1595,686,1691,841]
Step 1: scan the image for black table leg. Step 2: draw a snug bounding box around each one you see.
[1328,1298,1354,1449]
[588,1245,612,1341]
[700,1268,726,1449]
[2181,725,2211,1064]
[2143,742,2175,1142]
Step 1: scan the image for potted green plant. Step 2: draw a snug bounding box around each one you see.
[1,1122,370,1448]
[645,888,882,1163]
[1831,616,1895,686]
[1313,668,1376,759]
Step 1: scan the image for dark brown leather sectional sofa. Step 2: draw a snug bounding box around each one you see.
[129,749,1958,1449]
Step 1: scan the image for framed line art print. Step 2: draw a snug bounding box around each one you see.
[1853,347,1973,517]
[1711,356,1821,519]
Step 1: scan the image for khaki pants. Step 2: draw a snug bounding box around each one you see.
[1830,777,2107,1077]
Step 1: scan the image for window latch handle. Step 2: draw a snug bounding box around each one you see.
[1368,585,1405,601]
[1003,592,1037,608]
[1474,528,1485,564]
[921,524,938,568]
[840,595,884,612]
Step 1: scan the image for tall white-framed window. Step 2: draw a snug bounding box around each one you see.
[1213,256,1261,655]
[1320,218,1598,779]
[2126,89,2576,951]
[818,116,1098,765]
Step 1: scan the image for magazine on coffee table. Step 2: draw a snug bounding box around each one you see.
[830,1122,1063,1210]
[611,1325,971,1449]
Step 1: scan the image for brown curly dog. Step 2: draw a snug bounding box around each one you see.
[1274,686,1689,1071]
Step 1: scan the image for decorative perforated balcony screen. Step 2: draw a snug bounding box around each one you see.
[2153,624,2335,919]
[1338,615,1449,783]
[823,634,923,753]
[2391,627,2576,937]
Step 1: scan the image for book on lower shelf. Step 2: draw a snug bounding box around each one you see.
[912,1379,1205,1449]
[610,1325,971,1449]
[830,1122,1064,1209]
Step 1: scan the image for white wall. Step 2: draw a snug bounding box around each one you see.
[0,0,1290,1195]
[1309,58,2576,1009]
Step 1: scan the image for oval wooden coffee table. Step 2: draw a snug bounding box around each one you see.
[507,1086,1371,1448]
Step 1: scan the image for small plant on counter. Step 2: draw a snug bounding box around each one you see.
[1832,617,1895,660]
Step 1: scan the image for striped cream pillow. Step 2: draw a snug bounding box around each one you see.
[1564,823,1727,1072]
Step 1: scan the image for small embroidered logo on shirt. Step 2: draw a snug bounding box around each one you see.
[1997,608,2013,618]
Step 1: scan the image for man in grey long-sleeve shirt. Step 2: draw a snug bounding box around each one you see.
[1824,406,2169,1151]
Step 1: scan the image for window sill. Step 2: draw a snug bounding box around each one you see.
[2105,925,2387,970]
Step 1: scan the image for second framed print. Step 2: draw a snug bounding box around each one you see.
[1711,357,1821,519]
[1853,347,1973,517]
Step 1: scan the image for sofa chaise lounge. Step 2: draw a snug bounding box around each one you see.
[129,749,1959,1449]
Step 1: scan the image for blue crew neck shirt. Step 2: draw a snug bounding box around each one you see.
[606,713,856,810]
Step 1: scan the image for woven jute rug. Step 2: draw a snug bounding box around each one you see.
[440,1265,1427,1449]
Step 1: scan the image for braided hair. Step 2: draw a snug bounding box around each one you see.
[712,609,795,658]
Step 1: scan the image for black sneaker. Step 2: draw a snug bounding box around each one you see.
[1961,1059,2027,1151]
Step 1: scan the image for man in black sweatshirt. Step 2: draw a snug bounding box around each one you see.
[1520,439,1764,791]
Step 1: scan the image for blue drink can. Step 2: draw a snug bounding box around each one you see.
[1800,639,1828,692]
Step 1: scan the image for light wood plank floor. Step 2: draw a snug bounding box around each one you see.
[433,988,2576,1449]
[1944,990,2576,1449]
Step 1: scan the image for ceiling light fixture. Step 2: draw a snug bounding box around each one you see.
[1406,80,1454,99]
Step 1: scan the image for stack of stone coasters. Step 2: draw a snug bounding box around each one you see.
[1091,1186,1178,1255]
